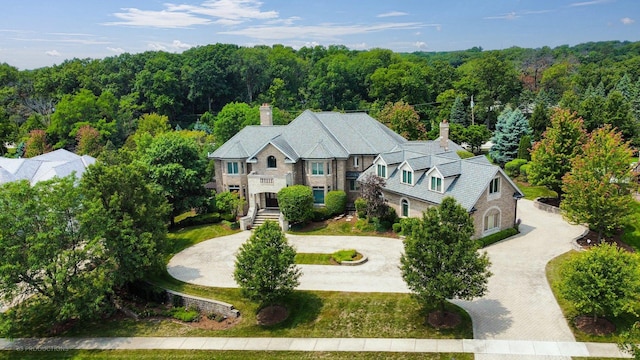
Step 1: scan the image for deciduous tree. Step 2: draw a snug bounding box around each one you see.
[528,109,587,198]
[560,243,640,322]
[377,101,426,140]
[400,197,491,314]
[234,221,300,304]
[561,125,634,242]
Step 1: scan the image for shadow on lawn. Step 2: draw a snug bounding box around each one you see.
[266,291,323,330]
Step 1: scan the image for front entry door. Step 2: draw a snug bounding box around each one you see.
[265,192,278,208]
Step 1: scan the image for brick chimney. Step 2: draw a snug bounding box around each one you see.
[260,103,272,126]
[439,120,449,150]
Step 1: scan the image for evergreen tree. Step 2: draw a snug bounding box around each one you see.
[517,135,532,160]
[490,107,531,165]
[529,102,550,141]
[449,95,467,126]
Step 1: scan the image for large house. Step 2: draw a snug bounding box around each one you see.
[209,105,523,238]
[0,149,96,185]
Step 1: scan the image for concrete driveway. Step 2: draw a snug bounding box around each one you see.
[168,199,585,343]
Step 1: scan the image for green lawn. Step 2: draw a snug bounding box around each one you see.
[621,200,640,251]
[546,251,640,343]
[288,218,397,238]
[0,350,471,360]
[68,270,472,340]
[295,249,361,265]
[514,180,557,200]
[166,223,240,257]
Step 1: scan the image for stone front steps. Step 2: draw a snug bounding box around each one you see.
[252,209,280,228]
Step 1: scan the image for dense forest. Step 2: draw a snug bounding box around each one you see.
[1,40,640,155]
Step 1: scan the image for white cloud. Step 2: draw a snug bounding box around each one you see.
[621,17,635,25]
[569,0,612,7]
[377,11,408,18]
[45,50,61,57]
[148,43,167,51]
[105,0,278,28]
[351,42,368,50]
[172,40,192,49]
[105,7,211,28]
[484,12,520,20]
[415,41,427,49]
[219,22,425,41]
[107,47,125,53]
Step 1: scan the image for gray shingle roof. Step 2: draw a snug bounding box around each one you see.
[210,110,407,161]
[0,149,96,185]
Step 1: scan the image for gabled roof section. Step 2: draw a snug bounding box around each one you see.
[213,140,250,159]
[302,140,334,159]
[434,161,461,178]
[247,134,299,163]
[405,156,431,171]
[377,150,405,165]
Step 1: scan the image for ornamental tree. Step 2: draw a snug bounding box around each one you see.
[377,101,426,140]
[528,109,587,198]
[234,221,301,304]
[560,243,640,322]
[400,197,491,313]
[561,125,635,243]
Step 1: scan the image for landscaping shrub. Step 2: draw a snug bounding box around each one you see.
[169,306,200,322]
[399,217,421,236]
[177,212,221,227]
[332,249,358,263]
[477,227,519,247]
[380,206,398,225]
[520,163,531,181]
[311,207,330,222]
[392,222,402,233]
[325,190,347,216]
[355,198,367,219]
[505,159,528,177]
[221,213,236,222]
[278,185,314,224]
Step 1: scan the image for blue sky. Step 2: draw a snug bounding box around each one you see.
[1,0,638,69]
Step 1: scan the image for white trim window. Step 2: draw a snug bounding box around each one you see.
[353,156,359,168]
[483,208,501,233]
[430,176,442,192]
[311,162,324,175]
[227,161,240,174]
[377,164,387,178]
[402,170,413,185]
[401,198,409,217]
[489,177,500,194]
[267,155,277,169]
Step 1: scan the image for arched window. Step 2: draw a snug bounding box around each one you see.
[483,207,501,233]
[267,155,277,168]
[401,199,409,217]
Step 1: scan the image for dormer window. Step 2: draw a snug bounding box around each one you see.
[430,176,442,192]
[377,164,386,178]
[489,177,500,194]
[402,170,413,185]
[267,155,277,168]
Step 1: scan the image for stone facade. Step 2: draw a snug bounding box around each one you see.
[469,172,519,239]
[166,289,240,318]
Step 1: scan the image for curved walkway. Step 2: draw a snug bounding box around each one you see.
[168,200,585,346]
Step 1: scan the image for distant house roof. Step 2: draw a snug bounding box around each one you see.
[210,110,408,160]
[0,149,96,185]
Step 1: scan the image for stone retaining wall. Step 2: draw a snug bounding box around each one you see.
[166,289,240,318]
[533,197,561,214]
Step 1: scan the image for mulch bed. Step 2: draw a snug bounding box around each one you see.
[574,315,616,335]
[257,305,289,326]
[427,310,461,329]
[576,229,635,252]
[538,198,635,253]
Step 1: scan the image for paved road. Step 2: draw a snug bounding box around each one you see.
[169,199,588,357]
[0,337,631,358]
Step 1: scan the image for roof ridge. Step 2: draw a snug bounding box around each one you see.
[308,112,350,156]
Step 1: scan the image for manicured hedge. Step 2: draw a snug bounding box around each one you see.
[477,227,519,248]
[325,190,347,216]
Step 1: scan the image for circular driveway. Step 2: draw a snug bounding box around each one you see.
[168,199,585,341]
[168,233,409,293]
